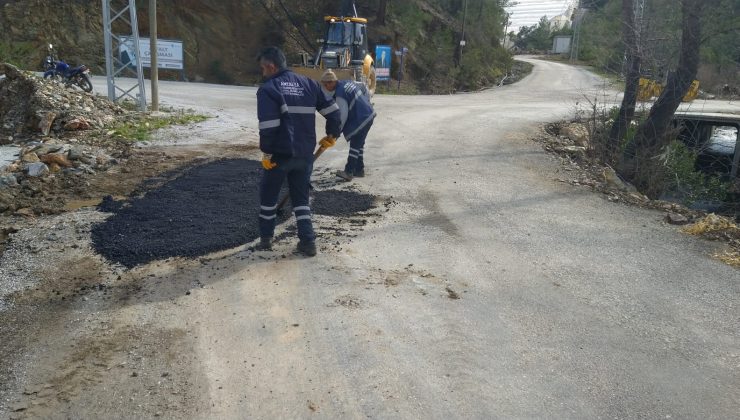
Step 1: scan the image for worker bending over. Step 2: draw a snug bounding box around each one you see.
[320,69,376,181]
[256,47,341,256]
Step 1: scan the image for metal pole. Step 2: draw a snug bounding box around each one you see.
[129,0,147,111]
[731,126,740,179]
[102,0,115,101]
[460,0,468,62]
[149,0,159,112]
[397,52,403,91]
[102,0,147,109]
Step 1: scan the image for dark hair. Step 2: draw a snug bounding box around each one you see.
[257,47,287,70]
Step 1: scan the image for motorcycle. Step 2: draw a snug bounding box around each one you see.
[42,44,93,93]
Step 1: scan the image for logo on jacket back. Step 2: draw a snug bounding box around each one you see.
[280,81,305,97]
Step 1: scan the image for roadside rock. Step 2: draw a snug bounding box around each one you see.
[64,117,92,131]
[21,152,40,163]
[40,153,73,168]
[31,144,63,156]
[68,146,89,161]
[603,167,638,193]
[0,174,17,188]
[665,212,689,225]
[561,123,589,147]
[558,145,586,159]
[38,112,57,136]
[95,152,114,167]
[14,207,35,217]
[25,162,50,177]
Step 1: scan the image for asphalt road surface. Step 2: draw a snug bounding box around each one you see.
[8,58,740,418]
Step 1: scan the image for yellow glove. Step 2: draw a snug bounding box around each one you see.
[319,135,336,149]
[261,153,277,170]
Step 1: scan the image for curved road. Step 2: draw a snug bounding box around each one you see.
[20,59,740,418]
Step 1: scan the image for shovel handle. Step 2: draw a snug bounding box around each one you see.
[313,145,327,160]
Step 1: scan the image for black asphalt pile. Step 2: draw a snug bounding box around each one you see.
[91,159,377,267]
[0,62,125,140]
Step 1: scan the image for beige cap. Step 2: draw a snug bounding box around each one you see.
[320,69,338,82]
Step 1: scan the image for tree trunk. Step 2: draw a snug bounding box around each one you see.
[607,0,640,162]
[377,0,388,25]
[626,0,703,194]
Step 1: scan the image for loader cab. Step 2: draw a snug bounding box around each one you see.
[317,16,369,69]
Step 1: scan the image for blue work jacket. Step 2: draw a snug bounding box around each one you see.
[258,69,341,158]
[333,80,376,141]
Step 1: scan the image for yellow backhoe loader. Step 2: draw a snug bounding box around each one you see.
[292,0,376,95]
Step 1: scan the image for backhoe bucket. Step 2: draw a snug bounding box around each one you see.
[291,66,355,82]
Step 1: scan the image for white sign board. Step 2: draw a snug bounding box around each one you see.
[120,37,184,70]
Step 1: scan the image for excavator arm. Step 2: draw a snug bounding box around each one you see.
[340,0,357,17]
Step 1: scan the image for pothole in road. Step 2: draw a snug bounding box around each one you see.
[91,159,378,268]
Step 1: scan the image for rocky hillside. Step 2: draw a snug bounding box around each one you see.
[0,0,513,93]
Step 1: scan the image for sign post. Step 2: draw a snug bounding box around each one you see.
[149,0,159,111]
[395,47,408,91]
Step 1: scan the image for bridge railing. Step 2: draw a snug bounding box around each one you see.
[673,112,740,179]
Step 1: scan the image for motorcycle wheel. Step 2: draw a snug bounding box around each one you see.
[76,74,93,93]
[44,72,62,82]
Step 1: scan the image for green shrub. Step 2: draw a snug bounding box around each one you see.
[662,141,731,205]
[112,112,209,141]
[0,41,35,68]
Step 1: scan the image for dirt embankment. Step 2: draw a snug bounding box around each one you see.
[0,63,130,215]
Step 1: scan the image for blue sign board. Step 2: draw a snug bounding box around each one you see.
[375,45,391,81]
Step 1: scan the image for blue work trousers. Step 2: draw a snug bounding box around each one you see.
[344,121,373,175]
[258,156,315,242]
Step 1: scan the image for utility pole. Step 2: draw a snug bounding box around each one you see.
[102,0,147,111]
[395,47,408,91]
[570,8,586,62]
[149,0,159,112]
[459,0,468,64]
[502,11,511,48]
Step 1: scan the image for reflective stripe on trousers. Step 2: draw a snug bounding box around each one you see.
[258,157,315,241]
[344,120,372,175]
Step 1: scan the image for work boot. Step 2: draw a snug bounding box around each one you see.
[296,240,317,257]
[335,170,353,182]
[354,168,365,178]
[255,237,272,251]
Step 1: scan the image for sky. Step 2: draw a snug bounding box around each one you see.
[505,0,578,32]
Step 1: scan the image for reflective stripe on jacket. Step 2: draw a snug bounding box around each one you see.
[257,69,341,158]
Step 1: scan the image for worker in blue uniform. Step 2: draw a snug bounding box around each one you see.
[320,69,376,181]
[256,47,341,256]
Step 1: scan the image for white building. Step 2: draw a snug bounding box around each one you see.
[549,14,572,30]
[506,0,579,32]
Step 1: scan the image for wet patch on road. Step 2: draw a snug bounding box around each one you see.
[7,323,206,419]
[310,189,376,217]
[91,159,377,268]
